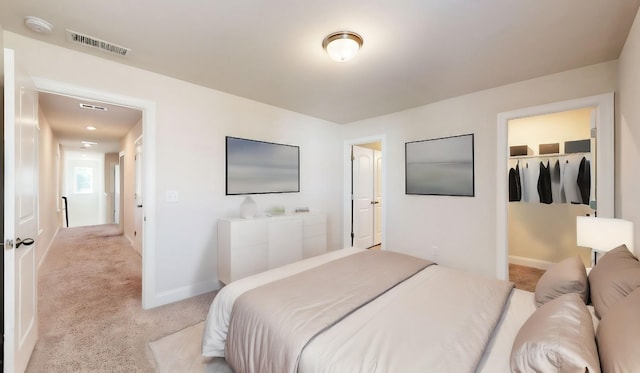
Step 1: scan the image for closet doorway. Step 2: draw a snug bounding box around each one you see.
[507,108,595,274]
[496,93,614,280]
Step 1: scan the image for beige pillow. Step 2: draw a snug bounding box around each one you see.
[535,256,588,307]
[596,287,640,373]
[588,244,640,318]
[510,293,600,373]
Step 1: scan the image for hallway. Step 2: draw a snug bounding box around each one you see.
[27,225,215,372]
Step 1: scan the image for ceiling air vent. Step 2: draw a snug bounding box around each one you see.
[66,29,131,57]
[80,103,107,112]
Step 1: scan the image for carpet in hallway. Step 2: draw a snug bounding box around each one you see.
[27,224,216,372]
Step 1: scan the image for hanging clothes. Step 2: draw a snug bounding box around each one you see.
[550,158,563,203]
[577,156,591,205]
[509,162,522,201]
[523,161,540,203]
[537,161,553,204]
[508,152,591,205]
[560,154,583,204]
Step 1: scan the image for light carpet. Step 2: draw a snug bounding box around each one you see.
[149,322,232,373]
[27,224,216,372]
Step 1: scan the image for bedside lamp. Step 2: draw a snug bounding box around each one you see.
[576,216,634,267]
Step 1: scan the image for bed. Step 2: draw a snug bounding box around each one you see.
[202,245,640,373]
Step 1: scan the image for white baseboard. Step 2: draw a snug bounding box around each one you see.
[37,226,61,271]
[146,280,220,309]
[508,255,554,270]
[124,233,134,246]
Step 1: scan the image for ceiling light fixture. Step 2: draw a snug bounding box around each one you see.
[86,126,97,131]
[24,16,54,34]
[322,31,363,63]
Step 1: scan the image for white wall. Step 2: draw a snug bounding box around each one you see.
[618,7,640,252]
[120,120,142,248]
[37,110,62,267]
[341,61,617,277]
[508,108,593,155]
[104,152,119,224]
[63,150,105,227]
[4,31,343,306]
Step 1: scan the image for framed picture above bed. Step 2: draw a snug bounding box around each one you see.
[405,133,475,197]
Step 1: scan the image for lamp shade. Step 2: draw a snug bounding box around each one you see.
[576,216,634,254]
[322,31,363,62]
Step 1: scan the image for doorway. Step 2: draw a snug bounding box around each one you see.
[33,78,158,309]
[496,93,614,280]
[343,135,386,249]
[114,163,121,224]
[38,91,142,229]
[507,108,596,290]
[133,136,143,256]
[352,143,382,249]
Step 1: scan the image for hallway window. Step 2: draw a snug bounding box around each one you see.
[74,167,93,194]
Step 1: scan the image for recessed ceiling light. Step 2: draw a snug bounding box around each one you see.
[81,141,98,147]
[24,16,54,34]
[86,126,97,131]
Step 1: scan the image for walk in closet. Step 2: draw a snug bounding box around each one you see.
[507,108,595,269]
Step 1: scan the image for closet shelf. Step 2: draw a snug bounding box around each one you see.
[509,151,590,160]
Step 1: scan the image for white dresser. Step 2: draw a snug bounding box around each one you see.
[217,213,327,284]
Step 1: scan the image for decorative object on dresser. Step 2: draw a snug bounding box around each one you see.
[239,196,257,218]
[217,213,327,284]
[265,205,285,216]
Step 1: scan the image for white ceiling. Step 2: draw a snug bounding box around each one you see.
[39,92,141,153]
[1,0,639,125]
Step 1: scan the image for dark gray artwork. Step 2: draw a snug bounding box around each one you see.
[406,134,474,196]
[226,137,299,195]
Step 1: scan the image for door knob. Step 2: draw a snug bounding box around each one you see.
[16,237,35,248]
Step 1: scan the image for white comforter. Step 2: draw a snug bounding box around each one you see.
[297,264,513,372]
[202,247,364,357]
[202,248,520,372]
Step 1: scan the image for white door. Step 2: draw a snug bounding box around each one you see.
[133,138,143,256]
[374,150,382,245]
[114,164,120,224]
[4,48,39,373]
[352,145,374,249]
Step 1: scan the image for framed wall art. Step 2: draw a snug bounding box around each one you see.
[405,133,475,196]
[226,136,300,195]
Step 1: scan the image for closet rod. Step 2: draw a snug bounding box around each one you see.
[509,151,591,160]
